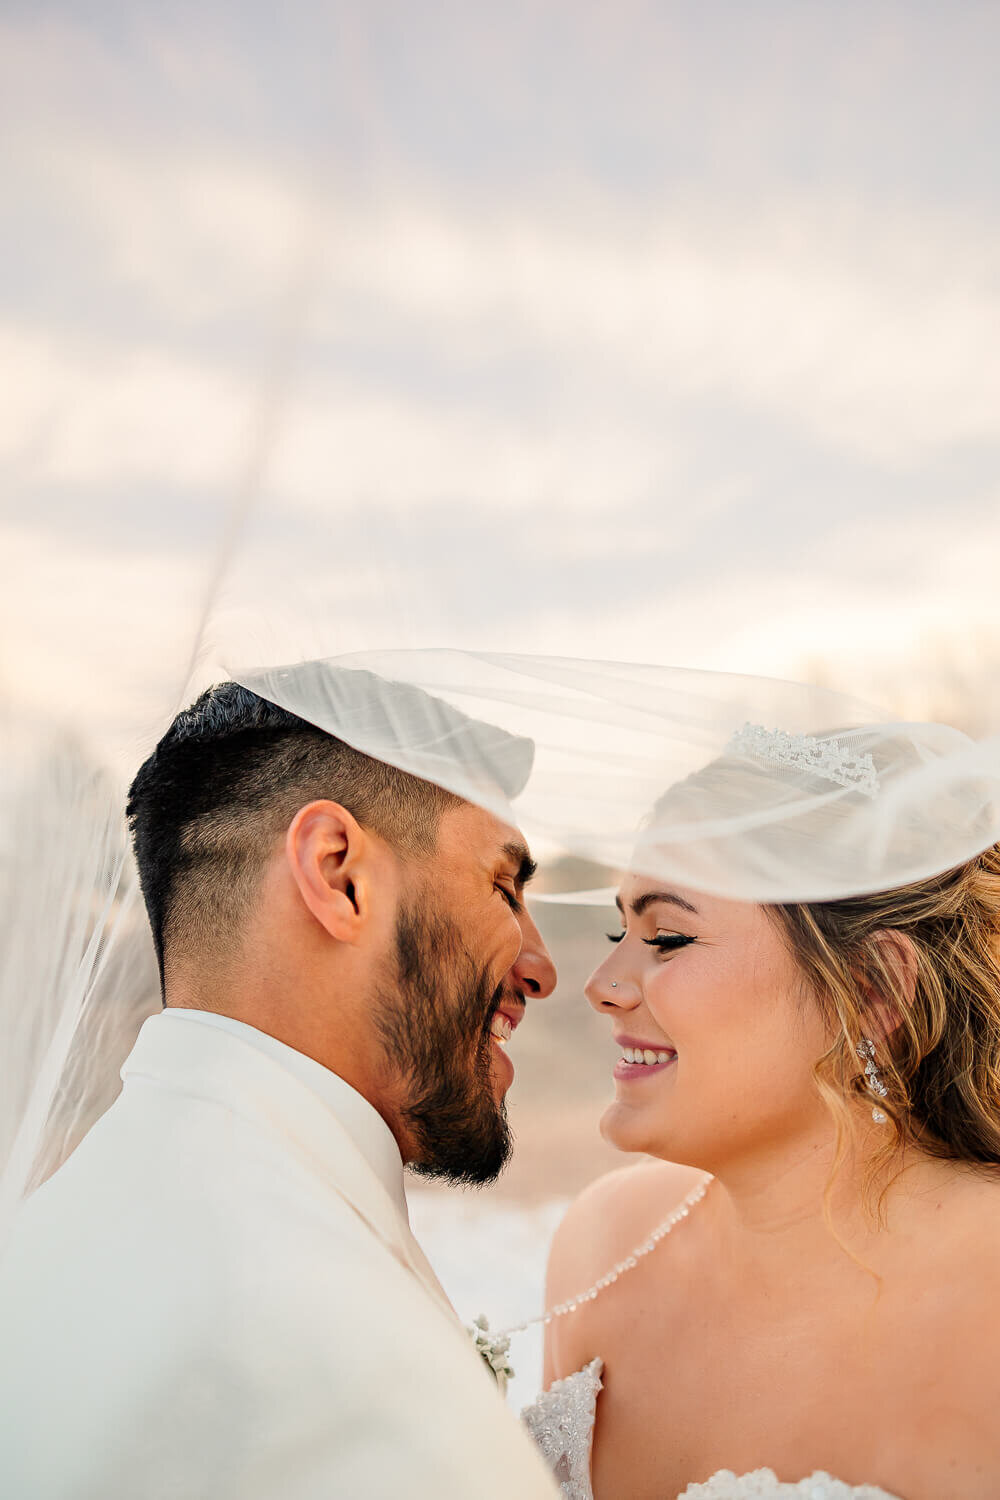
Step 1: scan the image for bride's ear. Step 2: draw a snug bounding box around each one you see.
[859,929,919,1042]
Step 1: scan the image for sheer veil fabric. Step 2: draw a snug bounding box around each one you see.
[5,15,1000,1261]
[5,634,1000,1250]
[232,648,1000,904]
[7,21,1000,1500]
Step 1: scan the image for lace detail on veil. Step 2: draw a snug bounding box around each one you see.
[521,1358,603,1500]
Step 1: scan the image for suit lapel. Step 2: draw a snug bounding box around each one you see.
[124,1016,456,1320]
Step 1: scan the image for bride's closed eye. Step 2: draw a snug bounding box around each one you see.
[605,932,696,952]
[646,934,697,954]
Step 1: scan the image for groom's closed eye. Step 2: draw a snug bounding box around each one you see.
[495,841,537,911]
[496,882,523,913]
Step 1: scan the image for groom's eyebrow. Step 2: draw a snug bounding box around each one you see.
[502,840,537,888]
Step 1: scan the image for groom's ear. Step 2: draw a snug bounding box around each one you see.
[284,800,371,944]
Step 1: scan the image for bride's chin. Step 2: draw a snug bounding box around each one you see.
[600,1098,666,1156]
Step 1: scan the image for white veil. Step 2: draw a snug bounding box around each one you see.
[5,6,1000,1288]
[231,647,1000,903]
[0,725,156,1244]
[5,628,1000,1254]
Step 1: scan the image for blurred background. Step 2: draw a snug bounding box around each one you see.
[3,0,999,1403]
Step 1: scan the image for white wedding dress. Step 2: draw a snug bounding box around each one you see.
[521,1360,904,1500]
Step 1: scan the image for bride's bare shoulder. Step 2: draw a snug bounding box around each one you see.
[544,1159,704,1381]
[546,1159,704,1308]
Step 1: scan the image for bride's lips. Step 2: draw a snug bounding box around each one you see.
[488,1003,524,1089]
[613,1032,677,1082]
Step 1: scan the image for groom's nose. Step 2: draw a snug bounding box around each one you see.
[511,909,557,999]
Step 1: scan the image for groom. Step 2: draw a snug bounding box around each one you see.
[0,670,560,1498]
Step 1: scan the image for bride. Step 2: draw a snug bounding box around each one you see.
[525,730,1000,1499]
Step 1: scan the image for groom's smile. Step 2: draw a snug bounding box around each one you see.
[373,799,556,1185]
[488,997,526,1091]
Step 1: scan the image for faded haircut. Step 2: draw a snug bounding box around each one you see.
[126,673,530,988]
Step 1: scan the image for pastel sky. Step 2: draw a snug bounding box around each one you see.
[3,0,999,757]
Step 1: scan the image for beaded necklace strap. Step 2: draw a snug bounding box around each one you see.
[497,1174,711,1339]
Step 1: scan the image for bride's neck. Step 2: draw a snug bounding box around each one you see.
[706,1127,967,1277]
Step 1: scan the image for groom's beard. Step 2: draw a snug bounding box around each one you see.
[376,896,513,1187]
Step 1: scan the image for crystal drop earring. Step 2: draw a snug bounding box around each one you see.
[858,1037,888,1124]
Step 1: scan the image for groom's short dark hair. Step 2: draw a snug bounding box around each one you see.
[127,674,530,988]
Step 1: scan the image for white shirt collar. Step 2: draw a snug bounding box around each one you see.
[163,1008,409,1223]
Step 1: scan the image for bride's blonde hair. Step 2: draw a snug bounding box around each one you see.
[772,844,1000,1185]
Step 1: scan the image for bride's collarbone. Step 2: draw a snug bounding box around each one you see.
[585,1232,1000,1500]
[594,1232,1000,1391]
[555,1167,1000,1497]
[591,1332,997,1500]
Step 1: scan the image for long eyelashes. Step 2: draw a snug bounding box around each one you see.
[605,932,696,952]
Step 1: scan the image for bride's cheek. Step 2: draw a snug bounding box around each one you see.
[644,970,685,1035]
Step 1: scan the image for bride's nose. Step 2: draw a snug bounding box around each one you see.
[585,960,638,1013]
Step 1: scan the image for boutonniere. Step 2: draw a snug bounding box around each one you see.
[468,1314,515,1396]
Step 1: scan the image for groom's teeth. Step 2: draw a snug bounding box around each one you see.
[643,1049,657,1065]
[490,1014,513,1044]
[657,1051,671,1064]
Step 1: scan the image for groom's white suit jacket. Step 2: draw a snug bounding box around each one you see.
[0,1010,559,1499]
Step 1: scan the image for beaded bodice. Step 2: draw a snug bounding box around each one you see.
[521,1358,603,1500]
[521,1361,904,1500]
[677,1474,902,1499]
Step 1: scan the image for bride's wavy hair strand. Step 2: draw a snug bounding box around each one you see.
[771,843,1000,1212]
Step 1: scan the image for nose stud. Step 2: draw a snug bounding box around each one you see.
[611,981,618,988]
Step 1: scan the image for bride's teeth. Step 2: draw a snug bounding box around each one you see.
[620,1045,675,1066]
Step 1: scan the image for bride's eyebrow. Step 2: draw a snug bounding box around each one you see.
[615,890,699,918]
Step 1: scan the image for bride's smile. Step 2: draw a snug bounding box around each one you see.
[613,1037,677,1079]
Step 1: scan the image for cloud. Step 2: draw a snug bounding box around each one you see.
[3,2,1000,750]
[6,128,1000,487]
